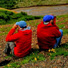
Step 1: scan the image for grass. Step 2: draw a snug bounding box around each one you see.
[57,24,65,29]
[4,49,45,68]
[0,26,12,36]
[48,43,68,60]
[4,62,21,68]
[15,0,68,8]
[63,29,68,34]
[56,15,68,24]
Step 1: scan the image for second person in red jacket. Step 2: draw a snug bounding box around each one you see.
[4,21,32,58]
[37,15,63,50]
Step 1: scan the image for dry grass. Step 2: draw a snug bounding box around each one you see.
[0,8,17,13]
[15,0,68,8]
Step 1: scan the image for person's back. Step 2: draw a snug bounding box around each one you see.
[37,15,63,50]
[13,27,32,57]
[4,21,32,57]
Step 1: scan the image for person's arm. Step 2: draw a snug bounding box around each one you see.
[6,24,19,42]
[52,16,56,25]
[52,16,59,30]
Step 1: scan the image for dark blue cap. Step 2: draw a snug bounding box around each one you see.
[43,15,54,22]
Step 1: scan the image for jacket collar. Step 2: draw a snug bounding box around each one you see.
[18,27,31,32]
[41,21,53,27]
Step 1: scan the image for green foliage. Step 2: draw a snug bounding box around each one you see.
[0,10,42,25]
[0,0,17,9]
[57,15,68,18]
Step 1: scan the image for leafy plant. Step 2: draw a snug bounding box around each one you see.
[0,0,17,9]
[0,9,42,25]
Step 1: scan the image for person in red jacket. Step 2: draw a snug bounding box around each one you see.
[37,15,63,50]
[4,21,32,57]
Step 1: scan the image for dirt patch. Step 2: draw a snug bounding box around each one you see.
[12,5,68,16]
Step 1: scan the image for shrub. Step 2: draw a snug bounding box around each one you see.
[0,9,42,25]
[0,0,17,9]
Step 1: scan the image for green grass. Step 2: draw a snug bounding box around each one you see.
[4,62,21,68]
[57,14,68,18]
[0,26,12,36]
[56,15,68,24]
[15,0,68,8]
[57,24,68,34]
[56,14,68,35]
[63,29,68,34]
[48,43,68,60]
[58,24,65,29]
[4,49,45,68]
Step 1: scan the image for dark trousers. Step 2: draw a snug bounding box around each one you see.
[4,42,15,55]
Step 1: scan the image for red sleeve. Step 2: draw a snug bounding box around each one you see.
[53,16,56,25]
[6,28,20,42]
[52,17,59,30]
[53,28,61,38]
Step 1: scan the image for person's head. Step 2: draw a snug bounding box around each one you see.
[16,21,27,29]
[43,15,54,25]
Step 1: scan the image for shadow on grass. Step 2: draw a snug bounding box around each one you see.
[58,42,68,48]
[49,42,68,60]
[0,60,11,66]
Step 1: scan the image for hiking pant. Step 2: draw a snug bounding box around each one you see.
[54,29,63,48]
[4,42,15,55]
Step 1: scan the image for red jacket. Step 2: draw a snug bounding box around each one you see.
[6,28,32,57]
[37,17,61,49]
